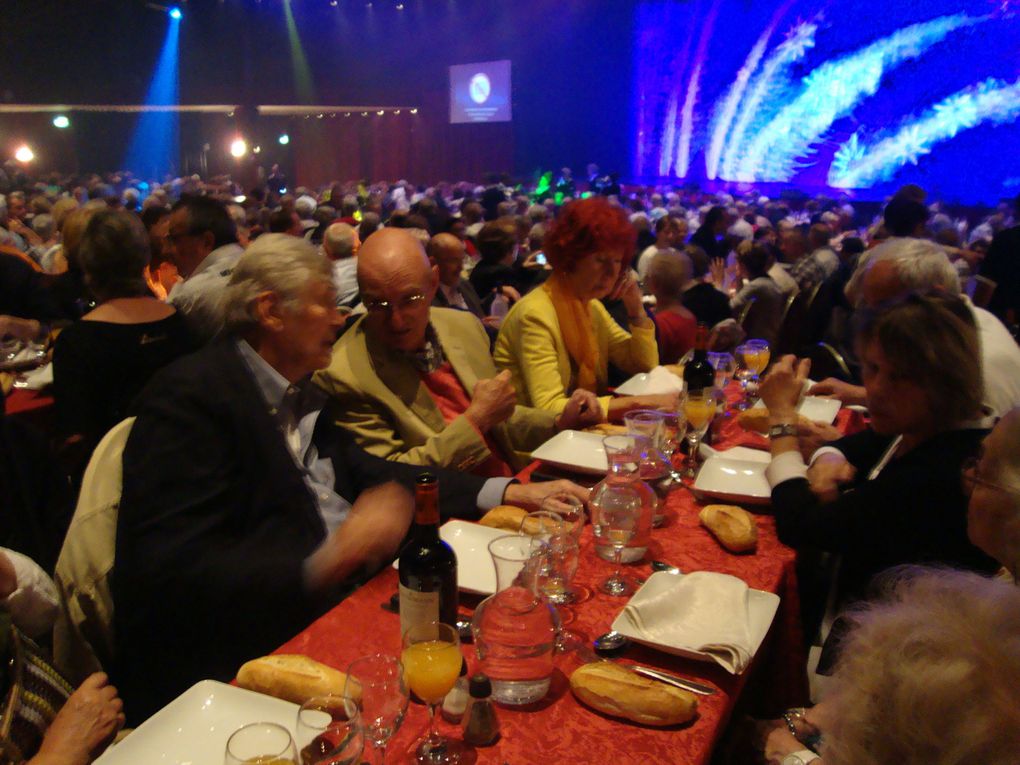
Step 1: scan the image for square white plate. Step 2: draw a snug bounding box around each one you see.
[531,429,608,475]
[614,366,686,396]
[610,572,780,672]
[753,394,840,425]
[393,520,505,595]
[693,454,771,505]
[95,680,298,765]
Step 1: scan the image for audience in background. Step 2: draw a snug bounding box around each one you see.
[645,250,698,364]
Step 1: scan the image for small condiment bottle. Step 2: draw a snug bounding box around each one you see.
[441,659,470,724]
[462,673,500,747]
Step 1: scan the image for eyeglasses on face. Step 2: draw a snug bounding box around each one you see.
[363,293,427,314]
[961,455,1020,497]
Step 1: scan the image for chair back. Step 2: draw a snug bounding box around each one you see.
[52,417,134,683]
[775,290,810,356]
[804,342,854,383]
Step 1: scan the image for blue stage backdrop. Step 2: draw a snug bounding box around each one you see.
[633,0,1020,203]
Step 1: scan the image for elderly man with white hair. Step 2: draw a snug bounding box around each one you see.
[322,221,360,308]
[113,233,575,723]
[810,237,1020,417]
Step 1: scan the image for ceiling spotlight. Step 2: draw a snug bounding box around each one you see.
[14,145,34,163]
[410,108,418,114]
[344,112,351,117]
[329,112,336,118]
[361,112,368,117]
[396,3,404,8]
[330,0,338,5]
[278,133,290,145]
[168,6,182,20]
[229,138,247,158]
[377,110,384,116]
[52,115,70,129]
[394,110,401,115]
[253,145,261,154]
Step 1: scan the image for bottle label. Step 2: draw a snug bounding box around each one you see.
[399,583,440,638]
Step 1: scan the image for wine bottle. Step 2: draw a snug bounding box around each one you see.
[398,473,458,638]
[683,324,715,393]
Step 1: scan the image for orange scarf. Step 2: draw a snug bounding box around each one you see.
[543,276,600,393]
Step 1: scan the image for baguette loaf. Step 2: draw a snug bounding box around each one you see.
[569,662,697,726]
[236,654,358,704]
[699,504,758,553]
[478,505,529,532]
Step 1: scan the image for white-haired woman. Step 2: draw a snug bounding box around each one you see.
[765,566,1020,765]
[965,407,1020,580]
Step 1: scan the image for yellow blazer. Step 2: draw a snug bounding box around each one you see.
[493,285,658,415]
[314,307,558,472]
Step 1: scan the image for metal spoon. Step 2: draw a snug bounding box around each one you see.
[593,630,631,655]
[649,560,682,575]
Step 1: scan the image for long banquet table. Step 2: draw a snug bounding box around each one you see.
[273,403,864,765]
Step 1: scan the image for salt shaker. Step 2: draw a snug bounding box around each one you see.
[441,659,470,723]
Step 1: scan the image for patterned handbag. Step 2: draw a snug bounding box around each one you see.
[1,615,74,765]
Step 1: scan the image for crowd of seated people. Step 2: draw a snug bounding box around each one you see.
[2,162,1020,760]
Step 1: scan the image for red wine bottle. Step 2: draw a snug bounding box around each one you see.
[398,473,458,637]
[683,324,715,393]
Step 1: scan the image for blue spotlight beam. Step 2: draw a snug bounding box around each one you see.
[124,15,180,179]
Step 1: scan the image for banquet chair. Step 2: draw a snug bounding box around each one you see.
[52,417,134,683]
[804,342,854,383]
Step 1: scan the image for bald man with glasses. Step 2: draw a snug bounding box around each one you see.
[314,228,602,476]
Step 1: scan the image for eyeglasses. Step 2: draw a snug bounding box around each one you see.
[961,456,1020,497]
[363,293,427,314]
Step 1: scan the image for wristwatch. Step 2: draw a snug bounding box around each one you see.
[782,751,821,765]
[768,423,799,439]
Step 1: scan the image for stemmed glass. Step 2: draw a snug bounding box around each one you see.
[294,695,364,765]
[520,510,583,651]
[682,388,717,479]
[708,351,737,415]
[344,655,409,765]
[400,622,463,764]
[225,722,298,765]
[736,340,770,408]
[536,492,585,542]
[591,486,641,596]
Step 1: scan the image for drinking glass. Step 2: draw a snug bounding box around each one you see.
[294,695,364,765]
[225,722,298,765]
[591,486,641,596]
[708,351,737,414]
[519,511,580,602]
[623,409,664,447]
[344,655,409,765]
[537,492,586,542]
[401,622,462,764]
[682,388,717,479]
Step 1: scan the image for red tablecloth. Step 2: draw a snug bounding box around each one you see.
[272,395,866,765]
[4,387,54,416]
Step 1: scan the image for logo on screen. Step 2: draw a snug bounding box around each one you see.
[469,73,491,104]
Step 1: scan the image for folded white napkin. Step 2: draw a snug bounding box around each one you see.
[20,362,53,390]
[621,571,753,673]
[615,366,686,396]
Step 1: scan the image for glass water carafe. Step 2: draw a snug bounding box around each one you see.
[471,535,558,706]
[591,434,656,563]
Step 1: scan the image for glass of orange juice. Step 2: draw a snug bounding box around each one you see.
[682,388,718,479]
[401,621,462,763]
[736,339,771,408]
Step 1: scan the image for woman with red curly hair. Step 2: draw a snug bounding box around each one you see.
[494,198,671,420]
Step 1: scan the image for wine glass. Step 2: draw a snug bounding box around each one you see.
[225,722,298,765]
[294,695,364,765]
[537,492,586,542]
[401,621,463,764]
[708,351,737,415]
[344,655,409,765]
[520,510,583,650]
[735,344,758,409]
[591,486,641,596]
[682,388,717,479]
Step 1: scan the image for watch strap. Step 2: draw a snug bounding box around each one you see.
[768,423,799,439]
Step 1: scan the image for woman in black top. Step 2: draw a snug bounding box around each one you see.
[760,293,998,614]
[53,210,197,459]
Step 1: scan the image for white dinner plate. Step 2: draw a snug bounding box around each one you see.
[95,680,299,765]
[753,394,841,425]
[614,366,686,396]
[610,572,780,671]
[392,520,506,595]
[530,429,608,475]
[693,454,771,505]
